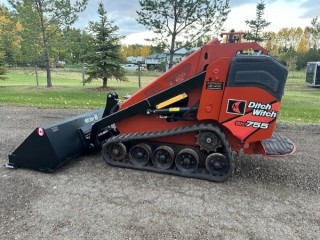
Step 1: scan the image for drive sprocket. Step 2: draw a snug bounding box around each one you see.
[196,131,221,152]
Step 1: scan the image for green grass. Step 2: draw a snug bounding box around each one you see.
[0,69,319,124]
[279,73,320,124]
[0,82,149,109]
[0,67,158,87]
[0,86,106,109]
[0,68,158,109]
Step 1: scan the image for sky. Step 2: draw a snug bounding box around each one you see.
[1,0,319,45]
[75,0,319,44]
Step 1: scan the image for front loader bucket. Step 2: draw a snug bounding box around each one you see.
[7,109,104,172]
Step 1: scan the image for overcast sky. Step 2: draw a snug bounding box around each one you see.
[1,0,319,44]
[74,0,319,44]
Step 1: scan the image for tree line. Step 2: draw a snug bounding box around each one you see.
[0,0,231,87]
[265,23,320,70]
[241,0,320,70]
[0,0,320,88]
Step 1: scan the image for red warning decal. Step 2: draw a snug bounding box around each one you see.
[37,128,45,136]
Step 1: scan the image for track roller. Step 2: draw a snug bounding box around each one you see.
[129,143,152,166]
[151,146,175,170]
[205,153,233,181]
[175,148,199,173]
[103,142,126,161]
[102,124,235,182]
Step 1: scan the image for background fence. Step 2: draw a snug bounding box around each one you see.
[1,66,86,87]
[0,66,305,87]
[0,66,161,88]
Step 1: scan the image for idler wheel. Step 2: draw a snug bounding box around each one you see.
[151,146,175,170]
[205,153,233,181]
[105,142,126,161]
[175,148,199,173]
[129,143,152,166]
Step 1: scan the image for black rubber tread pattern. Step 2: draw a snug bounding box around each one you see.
[261,133,295,156]
[101,124,235,182]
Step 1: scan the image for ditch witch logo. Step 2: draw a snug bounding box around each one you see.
[227,99,246,115]
[227,99,277,118]
[248,101,277,118]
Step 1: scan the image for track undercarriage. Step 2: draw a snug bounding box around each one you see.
[102,124,235,182]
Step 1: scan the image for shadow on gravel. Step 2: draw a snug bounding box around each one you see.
[234,155,320,193]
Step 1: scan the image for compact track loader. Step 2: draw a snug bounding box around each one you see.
[7,33,295,182]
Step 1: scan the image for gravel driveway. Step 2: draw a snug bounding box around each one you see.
[0,106,319,240]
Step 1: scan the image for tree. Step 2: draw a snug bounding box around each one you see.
[296,48,320,70]
[55,28,92,64]
[244,0,271,42]
[137,0,230,69]
[149,43,166,55]
[85,1,127,88]
[0,5,8,79]
[121,44,152,59]
[310,16,320,49]
[0,50,6,80]
[9,0,88,87]
[0,5,24,67]
[264,31,278,56]
[297,38,309,53]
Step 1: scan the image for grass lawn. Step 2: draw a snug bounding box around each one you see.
[0,69,319,124]
[0,68,155,109]
[279,71,320,124]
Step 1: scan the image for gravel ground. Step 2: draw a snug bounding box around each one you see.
[0,106,319,240]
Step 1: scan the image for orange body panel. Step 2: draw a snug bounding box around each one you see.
[219,87,279,143]
[197,57,232,121]
[115,39,271,152]
[119,40,267,110]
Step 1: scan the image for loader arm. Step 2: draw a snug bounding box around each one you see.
[88,72,206,147]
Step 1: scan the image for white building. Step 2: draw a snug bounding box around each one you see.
[145,47,199,71]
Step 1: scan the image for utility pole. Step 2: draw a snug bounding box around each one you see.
[137,56,145,88]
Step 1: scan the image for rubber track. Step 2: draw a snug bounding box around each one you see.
[102,124,235,182]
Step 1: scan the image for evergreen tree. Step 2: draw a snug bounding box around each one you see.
[85,1,127,88]
[296,48,320,70]
[245,0,271,42]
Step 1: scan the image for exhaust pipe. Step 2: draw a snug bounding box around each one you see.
[7,109,104,172]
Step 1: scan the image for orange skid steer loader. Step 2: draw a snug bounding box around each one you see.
[7,33,295,182]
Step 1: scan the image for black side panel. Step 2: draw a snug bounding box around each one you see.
[316,65,320,85]
[227,55,288,100]
[306,63,315,85]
